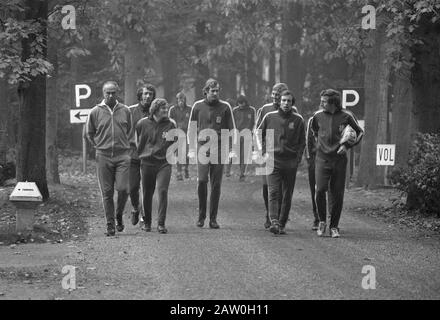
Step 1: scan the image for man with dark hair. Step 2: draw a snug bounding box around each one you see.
[311,89,364,238]
[226,95,256,181]
[256,90,305,235]
[255,83,288,229]
[128,84,156,227]
[187,78,236,229]
[86,81,132,236]
[136,98,176,234]
[168,91,192,181]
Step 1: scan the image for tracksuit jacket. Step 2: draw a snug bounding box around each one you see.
[136,116,177,166]
[187,99,236,154]
[86,100,132,157]
[257,109,306,169]
[169,104,192,132]
[233,105,256,131]
[128,103,150,160]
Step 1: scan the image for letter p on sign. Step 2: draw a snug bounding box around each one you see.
[377,145,395,166]
[75,84,91,108]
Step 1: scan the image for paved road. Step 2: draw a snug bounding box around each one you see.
[1,169,439,300]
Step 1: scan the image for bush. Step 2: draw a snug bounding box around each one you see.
[389,133,440,216]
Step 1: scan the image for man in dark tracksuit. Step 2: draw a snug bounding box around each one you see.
[255,83,288,229]
[168,91,192,181]
[257,90,306,235]
[311,89,364,238]
[306,116,319,230]
[187,79,236,229]
[128,84,156,226]
[86,81,132,236]
[136,98,176,234]
[226,95,256,181]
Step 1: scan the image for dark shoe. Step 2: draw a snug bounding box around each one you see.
[177,174,183,181]
[184,171,190,179]
[279,226,286,235]
[116,223,124,232]
[269,221,280,235]
[106,227,115,237]
[209,221,220,229]
[239,175,245,182]
[142,224,152,232]
[131,209,140,226]
[312,220,319,231]
[157,225,168,234]
[197,218,205,228]
[264,218,271,229]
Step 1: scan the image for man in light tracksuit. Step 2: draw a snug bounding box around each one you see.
[128,84,156,227]
[257,90,306,235]
[310,89,364,238]
[86,81,132,236]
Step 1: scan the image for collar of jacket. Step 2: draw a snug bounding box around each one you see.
[323,105,342,114]
[150,115,170,123]
[98,100,122,111]
[204,98,220,106]
[278,108,293,118]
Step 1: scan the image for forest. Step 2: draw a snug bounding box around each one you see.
[0,0,439,213]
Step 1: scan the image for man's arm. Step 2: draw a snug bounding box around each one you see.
[85,108,97,147]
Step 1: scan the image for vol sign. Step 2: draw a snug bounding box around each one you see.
[377,145,395,166]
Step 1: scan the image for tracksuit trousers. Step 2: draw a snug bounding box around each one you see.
[141,162,172,227]
[315,155,347,229]
[128,158,142,214]
[308,157,319,223]
[267,166,298,227]
[96,152,130,229]
[197,163,224,222]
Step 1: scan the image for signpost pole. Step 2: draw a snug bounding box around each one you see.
[82,124,87,173]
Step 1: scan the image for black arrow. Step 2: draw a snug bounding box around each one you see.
[74,111,88,120]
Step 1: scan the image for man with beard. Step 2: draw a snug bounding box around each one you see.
[168,91,192,181]
[187,79,236,229]
[128,84,156,228]
[86,81,132,236]
[254,83,288,229]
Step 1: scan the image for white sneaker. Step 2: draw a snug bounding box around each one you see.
[317,222,326,237]
[330,228,340,238]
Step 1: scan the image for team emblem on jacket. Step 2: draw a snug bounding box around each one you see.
[162,131,168,139]
[216,116,222,124]
[248,114,252,119]
[289,122,295,130]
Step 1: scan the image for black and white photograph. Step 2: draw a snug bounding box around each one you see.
[0,0,439,306]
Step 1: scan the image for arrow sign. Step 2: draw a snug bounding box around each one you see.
[70,109,91,124]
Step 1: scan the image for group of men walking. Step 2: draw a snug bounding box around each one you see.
[85,79,364,238]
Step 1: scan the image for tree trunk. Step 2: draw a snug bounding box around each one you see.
[0,77,8,165]
[390,70,414,167]
[245,49,257,106]
[357,28,391,188]
[281,1,305,101]
[159,48,178,103]
[17,0,49,200]
[193,20,210,100]
[124,29,144,106]
[46,33,60,184]
[411,18,440,133]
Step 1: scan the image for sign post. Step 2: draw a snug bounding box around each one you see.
[376,144,396,186]
[71,84,92,173]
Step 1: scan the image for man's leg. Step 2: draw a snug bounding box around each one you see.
[197,163,209,226]
[114,154,130,232]
[315,157,332,236]
[156,164,172,232]
[279,167,298,232]
[267,167,282,234]
[128,158,141,225]
[176,162,183,180]
[209,163,224,228]
[262,174,270,229]
[329,156,348,231]
[141,163,157,230]
[308,158,319,228]
[96,154,116,235]
[239,138,246,180]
